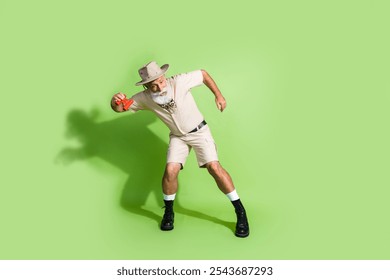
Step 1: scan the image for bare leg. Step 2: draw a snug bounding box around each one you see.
[160,162,181,231]
[205,161,249,237]
[205,161,235,194]
[162,162,181,195]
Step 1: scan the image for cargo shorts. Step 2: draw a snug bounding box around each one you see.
[167,125,219,168]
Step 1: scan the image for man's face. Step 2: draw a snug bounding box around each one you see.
[147,75,167,93]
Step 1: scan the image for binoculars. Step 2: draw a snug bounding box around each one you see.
[115,96,134,111]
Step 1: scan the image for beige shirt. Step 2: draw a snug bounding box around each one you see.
[129,70,205,136]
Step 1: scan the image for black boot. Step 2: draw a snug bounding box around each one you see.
[160,200,174,231]
[232,199,249,238]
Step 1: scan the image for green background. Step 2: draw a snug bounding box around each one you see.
[1,0,389,259]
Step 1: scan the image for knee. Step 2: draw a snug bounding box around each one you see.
[164,163,181,181]
[206,161,222,177]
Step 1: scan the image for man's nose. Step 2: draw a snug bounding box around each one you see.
[158,83,165,91]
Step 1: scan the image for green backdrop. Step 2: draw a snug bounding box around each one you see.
[1,0,389,259]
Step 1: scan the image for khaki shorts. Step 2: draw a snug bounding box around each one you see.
[167,125,218,168]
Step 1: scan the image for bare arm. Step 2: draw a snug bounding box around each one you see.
[201,69,226,112]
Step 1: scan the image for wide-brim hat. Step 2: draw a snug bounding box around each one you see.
[135,61,169,86]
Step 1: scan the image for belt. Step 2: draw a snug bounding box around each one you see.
[189,120,207,133]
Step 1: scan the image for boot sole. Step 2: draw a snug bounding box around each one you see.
[235,231,249,238]
[160,226,174,231]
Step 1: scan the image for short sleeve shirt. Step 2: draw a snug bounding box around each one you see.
[128,70,204,136]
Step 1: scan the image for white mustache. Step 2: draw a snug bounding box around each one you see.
[151,88,171,105]
[157,88,167,95]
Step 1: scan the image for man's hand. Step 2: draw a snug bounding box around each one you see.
[215,96,226,112]
[111,92,126,112]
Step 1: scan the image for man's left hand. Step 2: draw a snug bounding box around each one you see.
[215,96,226,112]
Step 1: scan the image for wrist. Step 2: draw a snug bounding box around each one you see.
[215,93,223,99]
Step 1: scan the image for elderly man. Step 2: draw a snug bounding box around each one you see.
[111,61,249,237]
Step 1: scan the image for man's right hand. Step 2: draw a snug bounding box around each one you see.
[111,92,126,112]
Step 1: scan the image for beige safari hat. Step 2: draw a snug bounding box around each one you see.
[135,61,169,86]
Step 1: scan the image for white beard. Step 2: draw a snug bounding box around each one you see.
[150,88,172,104]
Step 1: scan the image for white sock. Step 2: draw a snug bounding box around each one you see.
[163,193,176,201]
[226,190,240,201]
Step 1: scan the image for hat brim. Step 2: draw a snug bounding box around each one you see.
[135,64,169,86]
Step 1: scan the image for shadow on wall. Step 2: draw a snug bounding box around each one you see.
[57,108,234,232]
